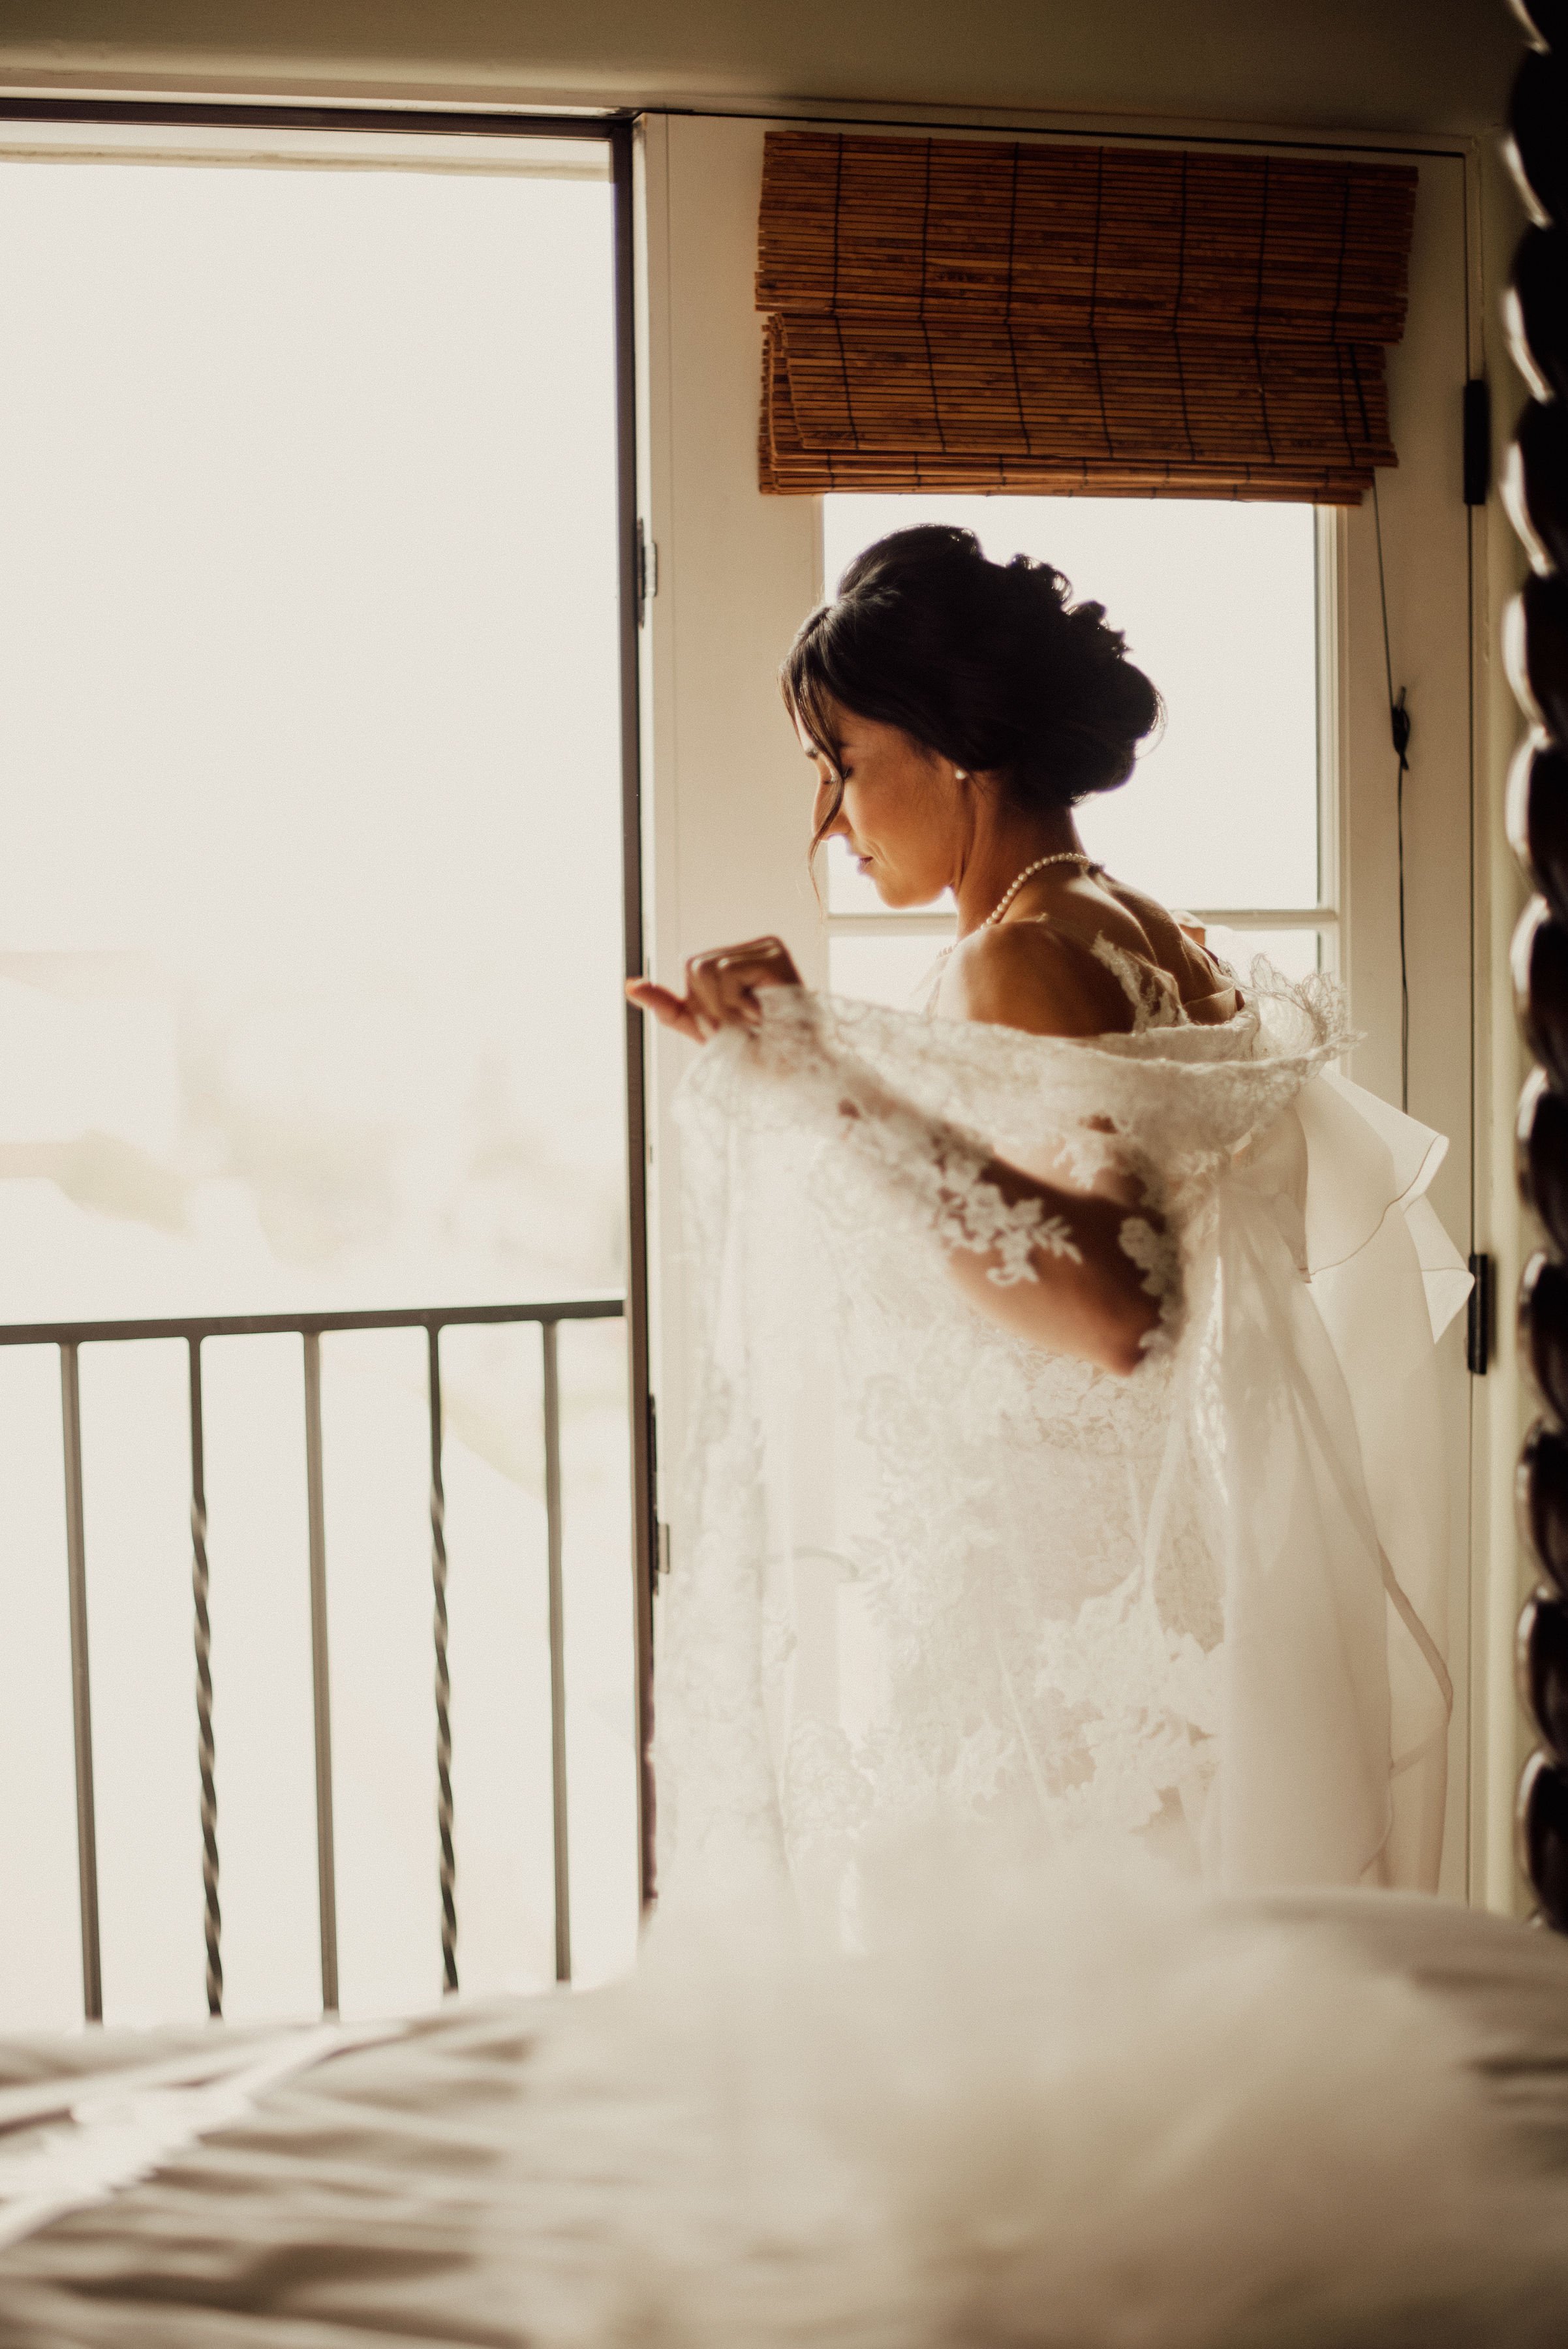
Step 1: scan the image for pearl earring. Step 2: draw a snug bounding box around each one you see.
[955,767,968,780]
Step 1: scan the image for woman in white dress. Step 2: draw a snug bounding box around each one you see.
[630,525,1462,1912]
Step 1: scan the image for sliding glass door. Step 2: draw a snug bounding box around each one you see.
[0,114,646,2025]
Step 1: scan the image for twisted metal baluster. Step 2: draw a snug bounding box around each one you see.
[188,1337,222,2016]
[542,1316,572,1985]
[1507,0,1568,1926]
[301,1332,340,2014]
[428,1325,457,1993]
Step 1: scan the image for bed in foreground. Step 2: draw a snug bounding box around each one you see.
[3,1880,1568,2349]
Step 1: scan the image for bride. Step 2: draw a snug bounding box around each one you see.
[630,525,1462,1912]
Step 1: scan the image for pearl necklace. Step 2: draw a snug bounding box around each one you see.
[932,850,1099,971]
[977,850,1099,930]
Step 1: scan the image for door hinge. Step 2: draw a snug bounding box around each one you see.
[636,519,658,624]
[1467,1250,1494,1375]
[1462,379,1491,508]
[646,1392,664,1598]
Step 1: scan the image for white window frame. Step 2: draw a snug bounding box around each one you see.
[636,109,1505,1905]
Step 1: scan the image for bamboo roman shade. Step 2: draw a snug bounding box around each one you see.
[757,133,1418,503]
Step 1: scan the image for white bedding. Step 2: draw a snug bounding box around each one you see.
[0,2001,534,2345]
[0,1890,1565,2348]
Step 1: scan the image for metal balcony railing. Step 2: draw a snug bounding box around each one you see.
[0,1297,625,2024]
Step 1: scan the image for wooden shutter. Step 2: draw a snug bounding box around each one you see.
[757,133,1417,503]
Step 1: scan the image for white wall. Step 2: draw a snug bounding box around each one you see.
[636,114,822,1528]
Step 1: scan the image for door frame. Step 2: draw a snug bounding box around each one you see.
[635,106,1502,1905]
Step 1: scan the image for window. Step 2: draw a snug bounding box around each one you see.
[0,116,645,2027]
[819,493,1327,1009]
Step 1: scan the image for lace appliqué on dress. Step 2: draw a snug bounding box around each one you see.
[765,1009,1083,1291]
[850,1096,1084,1291]
[1119,1213,1186,1359]
[1090,934,1186,1034]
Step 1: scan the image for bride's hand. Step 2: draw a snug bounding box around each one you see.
[626,936,802,1041]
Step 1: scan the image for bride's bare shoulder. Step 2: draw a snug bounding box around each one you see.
[1099,874,1210,964]
[944,921,1137,1039]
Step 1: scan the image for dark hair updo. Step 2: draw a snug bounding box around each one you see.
[782,525,1161,844]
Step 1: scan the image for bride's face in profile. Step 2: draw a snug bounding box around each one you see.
[796,706,964,910]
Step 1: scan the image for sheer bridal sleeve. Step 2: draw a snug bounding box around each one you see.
[752,995,1180,1334]
[820,1052,1084,1289]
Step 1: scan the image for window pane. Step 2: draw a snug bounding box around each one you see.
[0,155,626,1323]
[1202,926,1326,985]
[829,930,953,1009]
[822,495,1319,915]
[0,149,639,2022]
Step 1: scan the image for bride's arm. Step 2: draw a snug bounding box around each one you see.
[929,925,1175,1370]
[812,1048,1163,1376]
[629,938,1169,1377]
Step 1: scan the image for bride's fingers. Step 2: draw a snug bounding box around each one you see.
[700,963,761,1029]
[717,938,802,991]
[636,941,800,1042]
[625,979,705,1041]
[624,977,676,1017]
[711,959,765,1028]
[684,953,734,1032]
[687,944,795,1031]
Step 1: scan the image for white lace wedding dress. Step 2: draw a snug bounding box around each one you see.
[656,954,1467,1913]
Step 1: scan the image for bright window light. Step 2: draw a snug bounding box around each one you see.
[0,144,638,2027]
